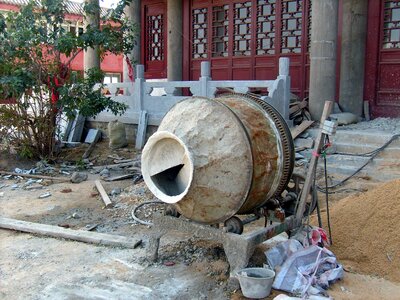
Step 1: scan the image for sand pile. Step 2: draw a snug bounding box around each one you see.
[327,179,400,282]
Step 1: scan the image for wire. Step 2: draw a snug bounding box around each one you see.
[323,139,333,245]
[131,200,165,226]
[317,134,400,192]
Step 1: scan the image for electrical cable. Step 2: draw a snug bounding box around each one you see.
[323,137,333,245]
[317,134,400,193]
[314,174,323,228]
[131,200,165,226]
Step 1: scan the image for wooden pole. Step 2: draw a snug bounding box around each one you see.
[295,101,333,222]
[0,217,141,248]
[95,180,113,208]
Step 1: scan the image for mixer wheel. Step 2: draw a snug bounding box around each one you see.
[224,216,244,234]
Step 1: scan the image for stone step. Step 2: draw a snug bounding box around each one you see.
[322,154,400,181]
[307,129,400,146]
[332,142,400,159]
[324,164,400,182]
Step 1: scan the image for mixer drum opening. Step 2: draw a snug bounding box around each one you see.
[141,131,194,204]
[151,164,185,196]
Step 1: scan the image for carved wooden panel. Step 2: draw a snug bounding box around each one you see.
[146,14,164,61]
[256,0,276,55]
[192,7,208,58]
[383,0,400,48]
[234,1,252,56]
[212,5,229,57]
[280,0,303,53]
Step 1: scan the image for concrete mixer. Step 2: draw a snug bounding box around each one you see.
[141,93,305,231]
[141,94,331,277]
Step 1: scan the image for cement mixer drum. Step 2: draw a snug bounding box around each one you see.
[141,94,294,224]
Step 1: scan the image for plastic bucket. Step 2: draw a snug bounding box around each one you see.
[236,267,275,299]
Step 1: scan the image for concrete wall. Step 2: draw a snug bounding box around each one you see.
[339,0,368,117]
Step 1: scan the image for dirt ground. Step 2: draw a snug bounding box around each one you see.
[1,143,400,299]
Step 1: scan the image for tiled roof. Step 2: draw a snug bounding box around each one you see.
[0,0,110,17]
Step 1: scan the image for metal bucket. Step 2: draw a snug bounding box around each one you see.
[236,267,275,299]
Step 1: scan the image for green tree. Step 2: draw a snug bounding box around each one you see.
[0,0,136,158]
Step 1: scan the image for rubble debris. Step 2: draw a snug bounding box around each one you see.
[294,138,314,150]
[58,223,70,228]
[132,174,143,184]
[84,129,101,144]
[67,113,85,143]
[38,192,52,199]
[330,112,359,125]
[0,171,69,182]
[70,172,88,183]
[60,188,72,193]
[99,168,110,178]
[94,162,140,171]
[105,174,135,182]
[90,191,99,197]
[0,217,142,248]
[289,98,311,125]
[14,167,35,174]
[111,187,122,196]
[82,129,101,159]
[94,180,113,208]
[80,224,99,231]
[25,185,44,191]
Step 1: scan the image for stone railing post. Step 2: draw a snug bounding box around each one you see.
[278,57,291,126]
[134,65,145,111]
[134,64,148,149]
[199,61,211,97]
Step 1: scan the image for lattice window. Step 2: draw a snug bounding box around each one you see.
[212,5,229,57]
[383,0,400,49]
[192,8,208,59]
[281,0,302,53]
[256,0,276,55]
[146,14,164,61]
[234,2,252,56]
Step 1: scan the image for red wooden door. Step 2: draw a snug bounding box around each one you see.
[183,0,311,99]
[365,0,400,118]
[142,0,167,79]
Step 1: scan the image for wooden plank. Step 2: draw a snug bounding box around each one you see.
[105,174,135,182]
[95,180,113,208]
[290,120,314,139]
[295,101,333,222]
[0,171,70,182]
[363,101,370,121]
[82,129,101,159]
[0,217,141,248]
[93,162,140,170]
